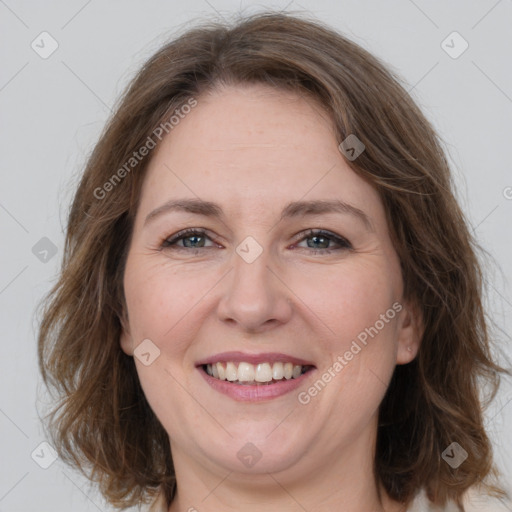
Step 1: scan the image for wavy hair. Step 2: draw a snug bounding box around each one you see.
[37,11,509,510]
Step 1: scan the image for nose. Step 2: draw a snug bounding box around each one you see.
[216,244,293,334]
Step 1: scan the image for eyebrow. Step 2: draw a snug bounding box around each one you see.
[144,198,373,231]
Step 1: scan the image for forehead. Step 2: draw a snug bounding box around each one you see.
[136,83,384,228]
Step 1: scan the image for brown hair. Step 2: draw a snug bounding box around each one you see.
[37,11,509,510]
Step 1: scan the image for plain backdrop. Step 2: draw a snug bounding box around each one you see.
[1,1,511,510]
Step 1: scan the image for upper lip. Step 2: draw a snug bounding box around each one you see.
[196,351,316,367]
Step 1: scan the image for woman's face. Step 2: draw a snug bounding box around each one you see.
[120,83,420,483]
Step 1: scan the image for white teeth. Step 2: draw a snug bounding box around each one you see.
[272,362,284,380]
[216,362,225,380]
[205,361,308,384]
[237,362,255,381]
[255,363,272,382]
[225,362,238,381]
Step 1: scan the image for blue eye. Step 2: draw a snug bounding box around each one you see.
[161,228,213,249]
[293,229,352,254]
[161,228,352,254]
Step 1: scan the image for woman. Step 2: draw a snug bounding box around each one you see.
[37,11,511,512]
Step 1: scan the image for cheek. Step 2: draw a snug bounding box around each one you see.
[291,257,399,346]
[122,259,208,429]
[294,258,400,399]
[339,272,397,344]
[123,256,210,343]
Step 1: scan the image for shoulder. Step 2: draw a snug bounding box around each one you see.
[141,485,512,512]
[143,486,512,512]
[144,488,168,512]
[462,486,512,512]
[408,486,512,512]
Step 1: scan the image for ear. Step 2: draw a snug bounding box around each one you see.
[395,299,423,365]
[119,311,134,356]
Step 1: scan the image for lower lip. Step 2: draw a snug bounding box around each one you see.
[198,367,315,402]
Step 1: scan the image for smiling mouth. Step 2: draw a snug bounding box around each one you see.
[202,361,315,386]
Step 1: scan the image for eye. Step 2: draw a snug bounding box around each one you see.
[161,228,217,251]
[293,229,352,254]
[161,228,352,255]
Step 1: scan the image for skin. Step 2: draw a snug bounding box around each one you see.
[120,83,422,512]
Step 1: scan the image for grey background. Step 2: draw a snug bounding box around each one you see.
[1,0,511,510]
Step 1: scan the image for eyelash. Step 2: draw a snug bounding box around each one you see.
[160,228,352,255]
